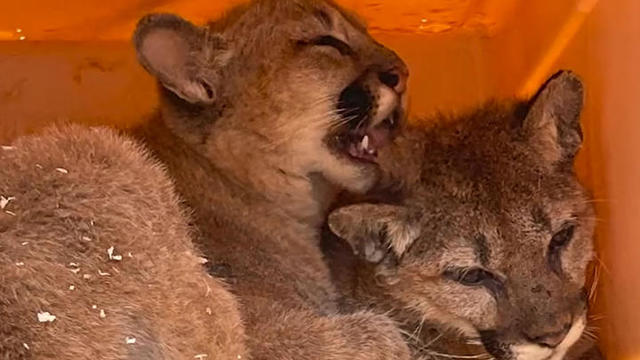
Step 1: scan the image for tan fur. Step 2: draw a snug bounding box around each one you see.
[0,125,246,359]
[325,71,602,360]
[130,0,410,358]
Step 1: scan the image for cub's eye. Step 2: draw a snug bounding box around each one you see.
[299,35,353,56]
[550,224,575,250]
[444,267,491,286]
[444,267,505,297]
[547,224,576,274]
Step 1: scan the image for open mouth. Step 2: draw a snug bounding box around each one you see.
[331,82,402,164]
[343,114,399,163]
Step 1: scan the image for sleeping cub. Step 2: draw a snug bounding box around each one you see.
[325,71,601,360]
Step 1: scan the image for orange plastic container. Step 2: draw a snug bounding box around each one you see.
[1,1,638,358]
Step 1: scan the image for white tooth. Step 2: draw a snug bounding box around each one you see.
[362,135,369,150]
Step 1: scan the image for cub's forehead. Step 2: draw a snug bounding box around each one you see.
[211,0,367,32]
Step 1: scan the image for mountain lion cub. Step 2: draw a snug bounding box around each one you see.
[132,0,410,358]
[326,71,598,360]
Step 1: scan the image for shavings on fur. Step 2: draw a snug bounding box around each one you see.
[194,354,208,359]
[127,252,133,258]
[35,163,43,169]
[55,167,69,174]
[99,309,106,319]
[22,343,29,350]
[92,305,97,309]
[4,210,16,216]
[125,337,136,345]
[237,356,242,359]
[15,261,24,266]
[0,195,15,209]
[81,236,92,242]
[198,257,208,264]
[37,311,56,323]
[1,145,15,150]
[69,263,80,274]
[83,274,92,280]
[107,246,123,261]
[98,269,110,276]
[69,285,75,290]
[21,241,28,246]
[206,307,212,315]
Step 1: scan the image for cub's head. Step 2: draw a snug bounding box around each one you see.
[133,0,408,193]
[328,71,595,360]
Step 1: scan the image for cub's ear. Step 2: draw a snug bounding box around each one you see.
[523,70,585,165]
[327,203,421,263]
[133,13,229,104]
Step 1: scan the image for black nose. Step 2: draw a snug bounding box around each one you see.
[524,322,572,348]
[378,71,400,89]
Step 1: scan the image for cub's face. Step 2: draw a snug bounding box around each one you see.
[329,72,595,360]
[133,0,408,193]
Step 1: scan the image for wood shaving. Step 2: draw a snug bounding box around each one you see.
[15,262,24,266]
[237,356,242,359]
[22,343,29,350]
[21,241,28,246]
[125,337,136,344]
[4,210,16,216]
[69,262,79,267]
[127,252,133,258]
[198,257,208,264]
[98,270,110,276]
[1,145,15,150]
[92,305,97,309]
[81,236,92,242]
[107,246,122,261]
[99,309,106,318]
[69,285,75,290]
[69,268,81,274]
[37,311,56,323]
[194,355,208,360]
[35,164,43,169]
[55,168,69,174]
[205,307,212,315]
[83,274,92,280]
[0,196,14,209]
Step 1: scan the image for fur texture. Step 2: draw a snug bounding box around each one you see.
[0,125,246,359]
[130,0,410,359]
[325,71,601,360]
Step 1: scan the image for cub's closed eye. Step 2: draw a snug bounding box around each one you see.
[444,267,505,297]
[299,35,353,56]
[444,267,491,286]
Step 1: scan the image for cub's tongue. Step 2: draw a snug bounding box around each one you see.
[366,125,392,149]
[346,123,394,163]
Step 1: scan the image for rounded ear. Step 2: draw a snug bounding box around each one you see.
[523,70,585,165]
[133,13,230,104]
[327,203,421,263]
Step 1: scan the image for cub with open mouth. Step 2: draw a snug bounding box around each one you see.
[131,0,410,358]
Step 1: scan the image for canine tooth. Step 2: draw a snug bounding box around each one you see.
[361,135,369,150]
